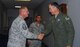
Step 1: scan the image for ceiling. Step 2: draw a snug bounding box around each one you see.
[0,0,46,9]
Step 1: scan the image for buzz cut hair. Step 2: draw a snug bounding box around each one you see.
[20,6,28,10]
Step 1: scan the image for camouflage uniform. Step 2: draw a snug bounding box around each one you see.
[7,16,37,47]
[28,22,44,47]
[45,12,75,47]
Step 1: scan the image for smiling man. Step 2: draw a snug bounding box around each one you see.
[7,6,44,47]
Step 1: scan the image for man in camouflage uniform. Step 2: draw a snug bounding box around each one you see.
[28,16,44,47]
[44,2,75,47]
[7,6,44,47]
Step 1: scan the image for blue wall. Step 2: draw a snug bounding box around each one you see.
[67,0,80,47]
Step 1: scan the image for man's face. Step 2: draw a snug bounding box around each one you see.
[49,4,58,15]
[21,8,29,18]
[36,16,41,22]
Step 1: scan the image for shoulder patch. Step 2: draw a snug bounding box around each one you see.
[22,23,27,30]
[65,17,70,20]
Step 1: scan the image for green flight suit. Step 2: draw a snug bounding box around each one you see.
[45,12,75,47]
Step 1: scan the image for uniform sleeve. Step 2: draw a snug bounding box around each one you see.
[42,24,45,32]
[64,16,75,46]
[44,21,53,36]
[19,22,37,39]
[29,23,34,33]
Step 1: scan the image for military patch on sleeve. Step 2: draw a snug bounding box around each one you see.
[65,17,71,24]
[65,17,70,20]
[22,23,27,30]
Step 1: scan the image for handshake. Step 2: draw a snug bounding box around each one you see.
[37,33,44,40]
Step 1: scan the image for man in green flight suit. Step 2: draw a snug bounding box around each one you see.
[44,2,75,47]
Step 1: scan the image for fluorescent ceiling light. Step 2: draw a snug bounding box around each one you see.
[15,0,31,1]
[15,6,21,8]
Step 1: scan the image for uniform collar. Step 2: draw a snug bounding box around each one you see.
[55,12,62,19]
[19,15,24,20]
[55,15,58,18]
